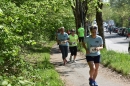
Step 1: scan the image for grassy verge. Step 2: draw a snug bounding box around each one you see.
[0,41,64,86]
[80,47,130,78]
[23,41,64,86]
[101,49,130,77]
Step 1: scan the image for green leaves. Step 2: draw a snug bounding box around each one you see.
[0,0,74,65]
[0,8,3,16]
[0,0,73,86]
[0,76,34,86]
[104,0,130,27]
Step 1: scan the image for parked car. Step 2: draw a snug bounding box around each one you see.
[121,27,126,36]
[103,22,108,29]
[113,27,119,33]
[117,28,123,35]
[124,29,128,36]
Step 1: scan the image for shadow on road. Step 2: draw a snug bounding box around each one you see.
[50,45,88,77]
[105,35,124,39]
[51,47,61,55]
[58,70,74,76]
[66,63,88,68]
[115,41,129,44]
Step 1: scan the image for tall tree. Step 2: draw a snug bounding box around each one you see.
[70,0,91,34]
[109,0,130,27]
[96,0,106,48]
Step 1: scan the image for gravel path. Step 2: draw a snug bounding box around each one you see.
[50,44,130,86]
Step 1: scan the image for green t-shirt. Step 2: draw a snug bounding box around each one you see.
[78,27,84,37]
[69,34,78,47]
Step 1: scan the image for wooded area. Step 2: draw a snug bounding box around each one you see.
[0,0,130,85]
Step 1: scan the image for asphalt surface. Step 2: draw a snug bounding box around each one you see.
[105,31,129,53]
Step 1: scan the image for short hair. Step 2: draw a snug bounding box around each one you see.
[60,27,65,30]
[90,26,97,31]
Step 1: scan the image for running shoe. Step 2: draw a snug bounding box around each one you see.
[89,78,94,86]
[94,81,98,86]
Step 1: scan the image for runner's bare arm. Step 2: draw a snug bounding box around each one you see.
[82,42,90,54]
[64,38,69,42]
[82,42,87,50]
[96,44,103,51]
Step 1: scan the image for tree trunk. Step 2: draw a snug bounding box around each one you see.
[71,0,89,35]
[96,0,106,48]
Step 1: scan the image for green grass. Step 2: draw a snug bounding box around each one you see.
[80,47,130,78]
[0,41,64,86]
[22,41,64,86]
[101,49,130,77]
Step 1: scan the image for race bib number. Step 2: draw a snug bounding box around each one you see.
[61,41,66,44]
[90,47,97,53]
[69,42,75,45]
[72,42,76,44]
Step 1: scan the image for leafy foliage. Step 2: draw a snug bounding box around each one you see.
[0,0,74,63]
[0,0,73,85]
[0,0,75,86]
[103,0,130,27]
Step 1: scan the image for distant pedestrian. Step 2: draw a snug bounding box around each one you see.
[128,41,130,54]
[108,25,112,34]
[69,29,78,62]
[82,26,103,86]
[57,27,69,65]
[126,27,130,39]
[126,30,128,39]
[78,25,85,45]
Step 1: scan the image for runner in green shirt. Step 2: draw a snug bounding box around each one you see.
[69,29,78,62]
[78,25,85,43]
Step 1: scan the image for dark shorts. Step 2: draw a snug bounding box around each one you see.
[86,55,100,63]
[69,46,77,56]
[78,37,84,42]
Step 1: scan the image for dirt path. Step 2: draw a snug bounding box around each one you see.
[50,44,130,86]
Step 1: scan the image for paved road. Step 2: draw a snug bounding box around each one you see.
[105,31,129,53]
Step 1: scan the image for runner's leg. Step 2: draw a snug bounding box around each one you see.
[73,46,77,61]
[93,55,100,80]
[64,46,68,64]
[93,63,99,80]
[59,46,66,65]
[88,61,95,79]
[69,47,73,61]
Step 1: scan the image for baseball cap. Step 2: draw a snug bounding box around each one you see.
[71,29,75,32]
